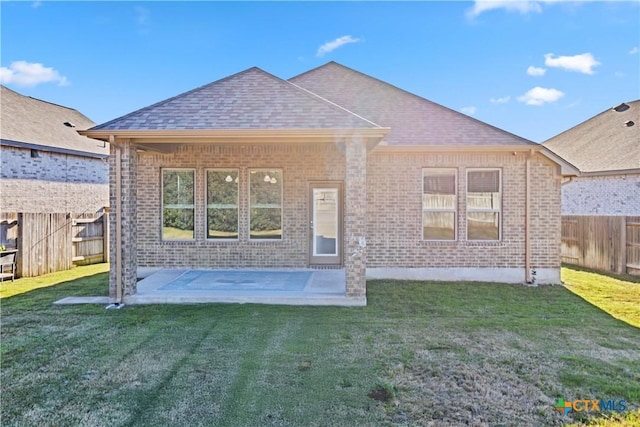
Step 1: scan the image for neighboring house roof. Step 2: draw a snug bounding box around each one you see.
[289,61,534,147]
[543,100,640,174]
[91,67,382,131]
[0,85,107,158]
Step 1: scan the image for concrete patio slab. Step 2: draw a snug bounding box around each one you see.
[125,268,362,307]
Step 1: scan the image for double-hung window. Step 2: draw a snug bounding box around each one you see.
[466,169,501,240]
[206,169,239,239]
[162,169,195,240]
[249,169,282,240]
[422,168,457,240]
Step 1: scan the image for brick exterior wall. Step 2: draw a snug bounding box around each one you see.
[123,144,561,298]
[134,143,346,272]
[366,151,561,271]
[1,145,108,213]
[561,174,640,215]
[344,138,368,297]
[109,142,138,298]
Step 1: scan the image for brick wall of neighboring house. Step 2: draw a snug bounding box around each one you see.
[561,174,640,215]
[0,145,109,213]
[366,151,561,271]
[133,145,561,276]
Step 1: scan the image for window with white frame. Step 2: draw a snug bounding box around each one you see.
[206,169,239,239]
[466,169,501,240]
[422,168,457,240]
[249,169,282,240]
[162,169,195,240]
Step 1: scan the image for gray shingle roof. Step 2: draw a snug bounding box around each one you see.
[543,100,640,173]
[91,67,381,131]
[290,62,534,147]
[1,85,106,158]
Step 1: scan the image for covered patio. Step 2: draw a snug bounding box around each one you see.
[126,268,354,306]
[79,67,389,307]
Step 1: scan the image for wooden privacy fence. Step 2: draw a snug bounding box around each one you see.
[561,215,640,276]
[0,212,109,278]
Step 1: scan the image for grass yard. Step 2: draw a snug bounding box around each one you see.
[562,264,640,328]
[1,265,639,426]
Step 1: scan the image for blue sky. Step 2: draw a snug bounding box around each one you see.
[2,1,638,143]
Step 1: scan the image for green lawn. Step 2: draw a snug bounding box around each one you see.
[563,264,640,328]
[0,263,109,299]
[1,265,638,426]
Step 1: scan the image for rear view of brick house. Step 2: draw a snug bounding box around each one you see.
[80,62,576,305]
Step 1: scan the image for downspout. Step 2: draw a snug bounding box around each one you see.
[525,150,533,284]
[115,142,123,304]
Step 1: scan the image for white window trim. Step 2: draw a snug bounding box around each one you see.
[466,168,502,241]
[161,168,196,241]
[422,168,458,241]
[248,168,283,241]
[205,168,239,241]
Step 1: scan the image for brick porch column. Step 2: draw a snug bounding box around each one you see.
[344,136,367,299]
[109,140,138,300]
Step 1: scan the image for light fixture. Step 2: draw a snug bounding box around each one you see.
[270,177,277,184]
[225,175,233,182]
[264,175,271,183]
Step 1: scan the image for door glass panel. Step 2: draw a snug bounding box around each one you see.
[313,189,338,256]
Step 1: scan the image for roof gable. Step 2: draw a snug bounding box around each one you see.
[543,100,640,173]
[290,61,534,147]
[91,67,381,131]
[0,85,106,157]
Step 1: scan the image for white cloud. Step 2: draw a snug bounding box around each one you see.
[566,100,581,109]
[135,6,150,25]
[518,87,564,106]
[544,53,600,75]
[527,66,546,76]
[490,96,511,104]
[467,1,543,18]
[0,61,69,87]
[629,47,639,55]
[134,6,152,35]
[461,106,477,116]
[316,35,360,57]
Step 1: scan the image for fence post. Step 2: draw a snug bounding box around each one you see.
[103,212,110,263]
[619,216,627,274]
[16,213,23,277]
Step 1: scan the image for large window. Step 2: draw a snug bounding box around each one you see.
[162,169,195,240]
[467,169,501,240]
[422,168,457,240]
[249,169,282,240]
[206,169,239,239]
